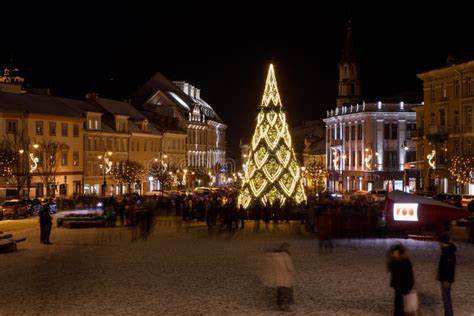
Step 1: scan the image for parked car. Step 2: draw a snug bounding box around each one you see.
[461,194,474,209]
[1,199,30,219]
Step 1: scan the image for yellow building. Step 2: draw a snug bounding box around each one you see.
[302,137,327,193]
[0,92,85,198]
[416,59,474,194]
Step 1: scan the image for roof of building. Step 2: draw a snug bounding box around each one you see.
[417,59,474,79]
[304,136,326,155]
[132,72,225,125]
[0,92,86,118]
[325,101,419,119]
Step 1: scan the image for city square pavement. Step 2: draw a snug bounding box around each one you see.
[1,216,474,315]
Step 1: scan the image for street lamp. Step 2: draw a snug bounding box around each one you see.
[98,151,112,196]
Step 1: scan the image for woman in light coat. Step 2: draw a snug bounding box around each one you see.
[273,243,295,311]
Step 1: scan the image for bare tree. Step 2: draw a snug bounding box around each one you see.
[111,160,145,195]
[148,161,172,196]
[0,130,31,198]
[34,139,69,197]
[306,159,328,193]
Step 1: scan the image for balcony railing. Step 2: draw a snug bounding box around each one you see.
[330,139,342,146]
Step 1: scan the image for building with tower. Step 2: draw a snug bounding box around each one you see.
[324,24,419,193]
[337,22,361,107]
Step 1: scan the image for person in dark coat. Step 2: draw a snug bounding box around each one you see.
[387,244,415,316]
[239,204,245,229]
[438,234,456,316]
[39,204,53,244]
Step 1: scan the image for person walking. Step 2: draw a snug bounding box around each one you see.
[273,242,295,312]
[387,244,415,316]
[438,234,456,316]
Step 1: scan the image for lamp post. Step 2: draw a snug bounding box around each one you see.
[98,151,112,196]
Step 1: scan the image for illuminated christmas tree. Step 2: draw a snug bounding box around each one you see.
[238,64,307,209]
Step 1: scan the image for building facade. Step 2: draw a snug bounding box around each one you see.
[416,59,474,194]
[132,73,226,187]
[324,102,417,192]
[0,93,85,199]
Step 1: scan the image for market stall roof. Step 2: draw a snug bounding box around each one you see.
[387,191,458,209]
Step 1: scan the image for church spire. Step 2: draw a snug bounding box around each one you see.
[340,21,358,63]
[261,64,282,107]
[337,21,361,107]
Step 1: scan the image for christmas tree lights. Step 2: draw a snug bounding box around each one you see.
[238,64,307,209]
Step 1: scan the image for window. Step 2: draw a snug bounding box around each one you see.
[357,124,362,140]
[454,111,459,127]
[61,151,68,166]
[87,138,92,151]
[358,151,362,167]
[345,126,349,141]
[351,151,355,167]
[383,151,399,169]
[439,109,446,127]
[454,80,459,97]
[406,151,416,163]
[454,140,460,155]
[73,124,79,137]
[61,123,68,137]
[6,120,18,133]
[384,124,390,140]
[94,139,98,151]
[88,119,92,130]
[131,141,134,152]
[116,139,120,152]
[73,152,79,166]
[468,78,473,96]
[351,126,355,141]
[442,82,447,98]
[350,83,355,95]
[430,113,436,126]
[94,120,99,130]
[465,107,472,127]
[49,122,56,136]
[36,121,44,135]
[430,84,435,100]
[137,142,140,152]
[468,140,472,156]
[144,141,147,152]
[391,124,398,140]
[108,139,113,151]
[122,139,126,152]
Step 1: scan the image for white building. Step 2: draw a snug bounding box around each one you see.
[324,102,418,192]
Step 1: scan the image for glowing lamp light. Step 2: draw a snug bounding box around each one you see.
[393,203,419,222]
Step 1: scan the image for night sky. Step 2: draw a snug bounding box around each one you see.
[3,3,474,156]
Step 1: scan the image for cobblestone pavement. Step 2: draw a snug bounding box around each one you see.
[1,217,473,315]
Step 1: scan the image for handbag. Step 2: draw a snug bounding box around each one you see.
[403,290,418,313]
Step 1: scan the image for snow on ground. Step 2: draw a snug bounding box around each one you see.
[1,218,474,315]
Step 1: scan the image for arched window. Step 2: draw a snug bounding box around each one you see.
[344,65,349,76]
[350,82,356,95]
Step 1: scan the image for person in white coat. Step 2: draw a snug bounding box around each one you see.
[273,242,295,311]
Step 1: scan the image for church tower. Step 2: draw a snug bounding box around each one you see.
[337,22,360,107]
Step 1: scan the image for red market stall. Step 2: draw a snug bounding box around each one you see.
[385,191,470,233]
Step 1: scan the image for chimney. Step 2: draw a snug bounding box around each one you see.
[85,92,99,101]
[195,88,200,99]
[183,83,189,95]
[189,85,195,98]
